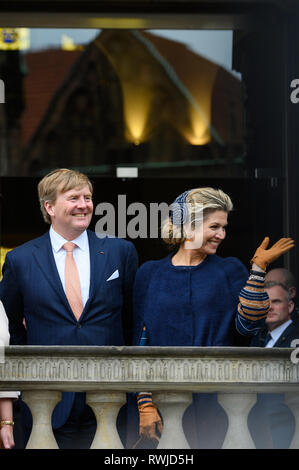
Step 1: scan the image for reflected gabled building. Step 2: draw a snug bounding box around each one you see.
[1,0,298,275]
[21,43,124,175]
[21,30,244,178]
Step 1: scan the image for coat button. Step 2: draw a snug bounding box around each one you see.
[77,323,82,328]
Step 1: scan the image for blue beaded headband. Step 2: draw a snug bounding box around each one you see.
[169,190,190,226]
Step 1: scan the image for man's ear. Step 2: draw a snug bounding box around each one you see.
[289,286,297,300]
[44,201,54,217]
[289,299,295,315]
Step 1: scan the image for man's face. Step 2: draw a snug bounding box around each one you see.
[265,285,294,331]
[45,185,93,239]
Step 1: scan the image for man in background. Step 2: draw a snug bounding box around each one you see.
[249,282,299,448]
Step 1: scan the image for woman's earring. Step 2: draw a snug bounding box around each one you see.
[185,234,194,242]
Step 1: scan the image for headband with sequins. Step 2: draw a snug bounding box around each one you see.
[169,190,190,226]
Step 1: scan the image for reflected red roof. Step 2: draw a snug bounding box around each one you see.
[139,31,220,97]
[20,33,240,147]
[21,49,82,146]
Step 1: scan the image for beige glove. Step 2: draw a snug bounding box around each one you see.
[138,401,162,440]
[251,237,294,271]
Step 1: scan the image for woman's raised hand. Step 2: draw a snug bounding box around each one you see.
[251,237,295,271]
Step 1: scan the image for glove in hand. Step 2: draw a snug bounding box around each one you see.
[138,402,162,440]
[251,237,294,271]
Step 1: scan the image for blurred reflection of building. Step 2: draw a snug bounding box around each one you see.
[0,49,25,175]
[19,30,244,178]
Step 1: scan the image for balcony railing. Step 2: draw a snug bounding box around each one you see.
[0,346,299,449]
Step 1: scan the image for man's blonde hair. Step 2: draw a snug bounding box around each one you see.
[38,168,93,224]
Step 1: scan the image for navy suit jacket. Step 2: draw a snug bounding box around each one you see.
[0,230,138,428]
[250,318,299,347]
[249,318,299,448]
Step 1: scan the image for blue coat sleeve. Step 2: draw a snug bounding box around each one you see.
[221,256,249,297]
[132,261,156,345]
[0,251,26,345]
[221,257,256,338]
[121,241,139,345]
[222,257,268,336]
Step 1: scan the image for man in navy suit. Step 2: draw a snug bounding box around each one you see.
[248,282,299,448]
[0,168,138,448]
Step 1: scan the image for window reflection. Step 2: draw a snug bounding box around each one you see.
[0,28,245,178]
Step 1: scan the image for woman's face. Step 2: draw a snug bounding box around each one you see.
[186,210,228,255]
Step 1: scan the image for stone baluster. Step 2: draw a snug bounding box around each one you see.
[22,390,61,449]
[217,393,256,449]
[86,391,126,449]
[153,391,192,449]
[285,392,299,449]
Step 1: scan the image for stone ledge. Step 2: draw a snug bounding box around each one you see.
[2,345,295,358]
[0,346,298,393]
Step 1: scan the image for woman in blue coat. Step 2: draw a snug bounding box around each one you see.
[128,187,294,449]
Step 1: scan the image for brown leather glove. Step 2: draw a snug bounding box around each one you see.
[251,237,295,271]
[138,401,162,440]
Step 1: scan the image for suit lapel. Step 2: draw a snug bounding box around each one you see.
[32,232,71,314]
[273,322,293,347]
[32,231,109,318]
[83,231,108,311]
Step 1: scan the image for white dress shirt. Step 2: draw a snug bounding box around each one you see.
[0,300,10,346]
[0,301,19,399]
[265,319,293,348]
[49,227,90,307]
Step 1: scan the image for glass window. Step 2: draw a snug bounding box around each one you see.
[0,27,245,179]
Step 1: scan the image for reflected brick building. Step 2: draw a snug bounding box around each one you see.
[19,30,244,178]
[0,0,299,276]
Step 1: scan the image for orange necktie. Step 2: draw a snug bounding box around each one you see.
[63,242,83,320]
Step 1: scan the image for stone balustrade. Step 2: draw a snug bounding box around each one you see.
[0,345,299,449]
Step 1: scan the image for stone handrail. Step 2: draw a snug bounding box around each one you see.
[0,346,299,449]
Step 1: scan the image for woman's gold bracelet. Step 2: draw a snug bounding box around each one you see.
[0,420,14,428]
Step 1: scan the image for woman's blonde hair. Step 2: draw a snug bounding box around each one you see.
[162,187,233,248]
[38,168,93,224]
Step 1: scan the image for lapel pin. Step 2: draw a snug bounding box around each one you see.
[100,251,105,254]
